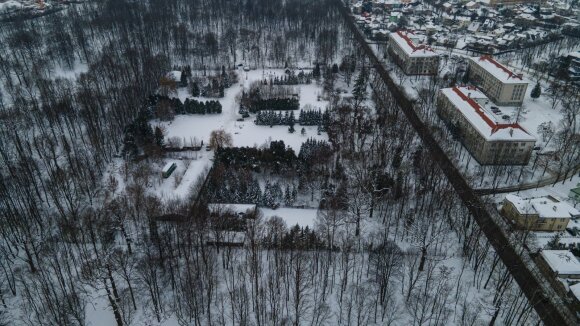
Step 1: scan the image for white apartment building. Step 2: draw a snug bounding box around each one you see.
[388,30,439,75]
[437,86,535,165]
[468,56,529,106]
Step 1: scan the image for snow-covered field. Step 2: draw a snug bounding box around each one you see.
[261,207,319,229]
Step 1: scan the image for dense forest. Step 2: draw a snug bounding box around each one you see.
[0,0,552,325]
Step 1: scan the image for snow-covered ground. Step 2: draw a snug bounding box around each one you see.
[261,207,319,229]
[51,61,89,80]
[155,154,213,200]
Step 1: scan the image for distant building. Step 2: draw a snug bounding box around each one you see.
[467,56,529,106]
[500,194,580,231]
[485,0,530,7]
[388,30,440,75]
[536,250,580,296]
[436,86,535,165]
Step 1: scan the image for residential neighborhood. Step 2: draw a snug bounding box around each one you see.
[2,0,580,325]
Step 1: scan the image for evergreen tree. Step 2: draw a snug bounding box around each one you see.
[180,69,188,87]
[262,181,277,208]
[301,127,306,135]
[284,185,293,206]
[154,126,164,147]
[353,68,368,103]
[547,232,562,249]
[331,63,339,74]
[531,83,541,100]
[191,82,200,97]
[313,63,321,79]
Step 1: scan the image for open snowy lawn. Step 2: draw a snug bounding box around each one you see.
[51,61,89,80]
[261,207,319,229]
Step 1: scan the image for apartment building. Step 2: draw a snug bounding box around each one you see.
[437,86,535,165]
[487,0,531,7]
[468,56,528,105]
[388,30,439,75]
[500,194,579,231]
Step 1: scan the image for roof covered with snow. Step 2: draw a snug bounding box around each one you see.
[570,283,580,300]
[540,250,580,275]
[208,203,257,215]
[469,56,527,84]
[162,162,176,173]
[390,30,438,58]
[504,194,580,218]
[167,70,182,81]
[439,86,535,142]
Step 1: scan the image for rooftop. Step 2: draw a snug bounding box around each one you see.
[540,250,580,275]
[390,30,438,58]
[570,283,580,301]
[505,194,580,219]
[469,56,527,84]
[162,162,176,173]
[439,86,535,142]
[208,203,257,215]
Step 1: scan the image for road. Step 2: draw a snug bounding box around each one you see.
[475,164,580,195]
[333,1,575,325]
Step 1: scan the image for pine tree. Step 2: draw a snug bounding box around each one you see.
[180,69,188,87]
[301,127,306,135]
[284,185,293,206]
[313,63,321,79]
[547,232,562,249]
[191,82,200,97]
[353,68,368,103]
[531,83,541,100]
[154,126,164,147]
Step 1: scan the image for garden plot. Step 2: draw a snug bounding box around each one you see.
[156,68,329,153]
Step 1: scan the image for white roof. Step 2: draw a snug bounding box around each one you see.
[208,203,257,215]
[469,56,528,84]
[167,70,181,81]
[439,87,535,142]
[570,283,580,300]
[390,31,438,58]
[505,194,580,218]
[541,250,580,275]
[162,162,176,173]
[568,51,580,60]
